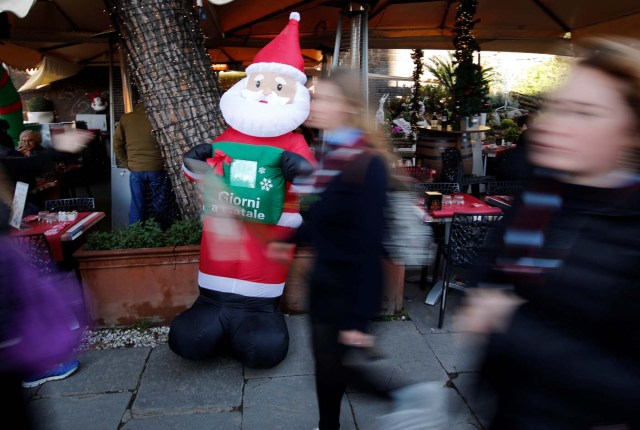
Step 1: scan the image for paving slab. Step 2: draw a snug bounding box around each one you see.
[423,332,483,374]
[29,392,131,430]
[450,372,495,429]
[403,282,467,335]
[245,314,314,379]
[36,347,150,396]
[243,374,356,430]
[369,320,449,386]
[121,411,242,430]
[132,345,244,416]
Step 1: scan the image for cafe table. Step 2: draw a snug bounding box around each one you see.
[484,194,514,211]
[418,193,502,305]
[482,143,515,176]
[11,211,106,266]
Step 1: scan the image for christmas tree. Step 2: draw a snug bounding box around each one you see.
[451,0,490,128]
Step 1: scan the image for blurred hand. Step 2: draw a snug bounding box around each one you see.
[339,330,375,348]
[266,241,295,262]
[453,288,524,339]
[51,129,94,153]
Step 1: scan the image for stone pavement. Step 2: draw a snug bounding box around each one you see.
[24,282,493,430]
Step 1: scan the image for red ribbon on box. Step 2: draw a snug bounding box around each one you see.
[206,150,233,176]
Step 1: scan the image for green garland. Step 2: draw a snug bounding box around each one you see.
[409,49,424,140]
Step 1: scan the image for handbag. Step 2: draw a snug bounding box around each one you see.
[343,152,436,267]
[0,237,88,376]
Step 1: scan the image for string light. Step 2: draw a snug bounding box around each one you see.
[106,0,226,219]
[451,0,489,128]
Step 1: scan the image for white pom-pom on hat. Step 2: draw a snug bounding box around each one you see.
[289,12,300,22]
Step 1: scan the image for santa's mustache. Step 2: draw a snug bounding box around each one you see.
[241,89,290,106]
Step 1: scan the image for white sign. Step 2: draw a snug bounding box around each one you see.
[9,181,29,229]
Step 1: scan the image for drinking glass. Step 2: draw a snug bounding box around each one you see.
[37,211,49,222]
[442,195,453,208]
[454,195,465,206]
[45,213,58,225]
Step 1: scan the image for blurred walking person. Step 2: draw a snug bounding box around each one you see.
[455,36,640,430]
[272,68,445,430]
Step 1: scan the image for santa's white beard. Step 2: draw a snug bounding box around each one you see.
[220,78,310,138]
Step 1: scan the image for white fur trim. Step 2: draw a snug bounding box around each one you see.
[290,12,300,22]
[245,62,307,84]
[276,212,302,228]
[182,162,203,182]
[198,272,285,298]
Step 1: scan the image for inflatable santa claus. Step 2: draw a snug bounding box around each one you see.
[168,12,315,368]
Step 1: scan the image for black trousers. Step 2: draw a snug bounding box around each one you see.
[0,372,35,429]
[168,289,289,369]
[311,322,410,430]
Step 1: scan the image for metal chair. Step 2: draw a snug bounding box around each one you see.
[486,180,525,196]
[10,233,57,275]
[45,197,95,212]
[438,213,504,328]
[414,182,460,290]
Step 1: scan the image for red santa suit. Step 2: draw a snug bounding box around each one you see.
[169,13,315,368]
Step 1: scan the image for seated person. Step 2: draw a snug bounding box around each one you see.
[0,120,21,157]
[17,130,45,157]
[1,129,94,213]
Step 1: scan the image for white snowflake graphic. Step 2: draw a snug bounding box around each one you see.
[258,167,266,174]
[260,178,273,191]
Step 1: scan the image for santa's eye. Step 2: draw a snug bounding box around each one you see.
[255,81,261,88]
[276,83,283,91]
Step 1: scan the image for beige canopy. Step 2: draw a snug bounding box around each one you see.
[1,0,639,73]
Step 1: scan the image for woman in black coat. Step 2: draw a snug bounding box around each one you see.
[272,69,445,430]
[456,36,640,429]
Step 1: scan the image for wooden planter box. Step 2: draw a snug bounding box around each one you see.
[74,245,201,328]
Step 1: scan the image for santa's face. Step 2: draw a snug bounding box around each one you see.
[220,71,310,138]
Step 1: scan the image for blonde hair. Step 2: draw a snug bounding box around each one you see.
[324,68,395,166]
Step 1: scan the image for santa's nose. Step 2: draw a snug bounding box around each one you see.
[262,87,272,95]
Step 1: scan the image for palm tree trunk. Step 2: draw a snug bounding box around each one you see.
[106,0,226,219]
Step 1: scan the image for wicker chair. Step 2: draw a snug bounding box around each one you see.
[45,197,95,212]
[414,182,460,195]
[440,148,493,196]
[10,233,57,275]
[485,180,525,196]
[438,213,504,328]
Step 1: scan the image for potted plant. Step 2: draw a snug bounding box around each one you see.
[27,96,55,123]
[73,217,324,326]
[73,218,202,327]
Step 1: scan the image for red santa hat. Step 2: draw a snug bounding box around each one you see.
[245,12,306,84]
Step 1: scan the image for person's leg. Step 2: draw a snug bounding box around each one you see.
[168,295,226,360]
[146,171,171,229]
[311,323,347,430]
[0,371,34,429]
[128,171,146,225]
[228,298,289,369]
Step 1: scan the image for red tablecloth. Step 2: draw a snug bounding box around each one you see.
[11,212,104,262]
[430,193,503,218]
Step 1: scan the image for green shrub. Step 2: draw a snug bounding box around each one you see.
[84,218,202,251]
[27,96,54,112]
